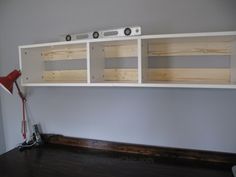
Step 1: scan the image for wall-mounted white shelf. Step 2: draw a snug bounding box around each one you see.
[19,31,236,89]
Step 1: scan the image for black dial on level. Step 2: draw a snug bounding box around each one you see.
[65,35,72,41]
[124,28,132,36]
[92,31,99,39]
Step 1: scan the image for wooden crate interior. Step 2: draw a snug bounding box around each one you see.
[90,40,138,83]
[142,36,236,84]
[21,47,47,84]
[27,43,88,83]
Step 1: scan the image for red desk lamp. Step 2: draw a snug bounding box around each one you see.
[0,70,27,140]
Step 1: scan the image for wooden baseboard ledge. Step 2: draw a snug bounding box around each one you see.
[42,134,236,166]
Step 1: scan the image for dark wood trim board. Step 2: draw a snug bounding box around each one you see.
[42,134,236,166]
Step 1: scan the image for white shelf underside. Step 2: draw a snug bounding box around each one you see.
[21,82,236,89]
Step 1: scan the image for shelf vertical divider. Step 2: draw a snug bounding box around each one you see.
[231,41,236,84]
[19,46,24,85]
[138,39,142,84]
[87,42,91,84]
[141,39,148,83]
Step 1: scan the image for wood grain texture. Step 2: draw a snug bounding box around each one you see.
[43,69,137,82]
[42,47,87,61]
[148,41,231,56]
[104,68,138,81]
[0,144,232,177]
[41,41,231,62]
[104,44,138,58]
[43,70,87,81]
[147,68,230,83]
[42,134,236,166]
[42,68,230,84]
[42,44,138,61]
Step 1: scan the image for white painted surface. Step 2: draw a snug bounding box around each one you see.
[19,82,236,89]
[0,0,236,153]
[231,42,236,83]
[19,31,236,49]
[138,39,142,84]
[86,42,91,83]
[0,101,5,154]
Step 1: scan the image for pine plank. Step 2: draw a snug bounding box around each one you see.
[43,70,87,81]
[104,44,137,58]
[42,47,87,61]
[148,42,231,56]
[147,68,230,82]
[104,69,138,81]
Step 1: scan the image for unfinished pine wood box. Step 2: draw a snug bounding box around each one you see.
[141,35,236,85]
[19,31,236,88]
[20,43,88,84]
[90,39,138,83]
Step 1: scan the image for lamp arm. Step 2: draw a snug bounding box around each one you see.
[14,81,26,101]
[14,81,27,140]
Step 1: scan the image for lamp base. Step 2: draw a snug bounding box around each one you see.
[18,140,38,151]
[18,132,43,151]
[233,166,236,177]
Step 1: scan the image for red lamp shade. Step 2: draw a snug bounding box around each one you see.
[0,70,21,94]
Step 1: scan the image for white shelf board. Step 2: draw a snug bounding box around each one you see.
[141,83,236,89]
[21,82,236,89]
[141,31,236,40]
[19,36,139,49]
[19,31,236,49]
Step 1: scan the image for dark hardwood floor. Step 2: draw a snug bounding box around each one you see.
[0,144,232,177]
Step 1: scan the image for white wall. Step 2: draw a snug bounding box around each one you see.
[0,0,236,153]
[0,101,5,154]
[0,6,6,154]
